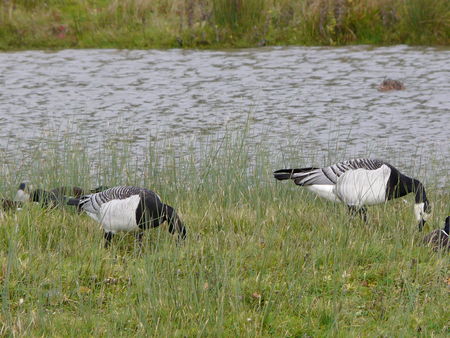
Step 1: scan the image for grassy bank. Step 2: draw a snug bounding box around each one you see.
[0,0,449,50]
[0,129,449,336]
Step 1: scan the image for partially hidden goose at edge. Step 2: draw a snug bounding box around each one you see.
[67,186,187,247]
[273,158,431,230]
[423,216,449,251]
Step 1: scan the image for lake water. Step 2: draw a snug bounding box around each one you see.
[0,45,448,185]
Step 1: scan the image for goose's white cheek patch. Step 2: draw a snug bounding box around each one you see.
[414,203,431,221]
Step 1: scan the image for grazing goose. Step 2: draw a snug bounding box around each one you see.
[423,216,449,251]
[274,158,431,229]
[67,186,187,247]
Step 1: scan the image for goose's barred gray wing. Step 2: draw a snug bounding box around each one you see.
[79,186,154,214]
[275,158,386,186]
[98,186,146,201]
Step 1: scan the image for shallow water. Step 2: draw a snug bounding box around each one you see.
[0,45,448,184]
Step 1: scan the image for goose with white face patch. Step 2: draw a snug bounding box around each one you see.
[274,158,431,230]
[68,186,187,247]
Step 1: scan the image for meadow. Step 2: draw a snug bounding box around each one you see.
[0,0,449,50]
[0,127,448,336]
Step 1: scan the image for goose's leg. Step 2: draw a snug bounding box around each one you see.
[417,219,425,232]
[358,206,368,223]
[347,205,368,223]
[135,231,145,247]
[348,205,358,217]
[104,231,114,248]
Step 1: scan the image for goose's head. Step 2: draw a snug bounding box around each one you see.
[15,182,32,202]
[414,200,432,231]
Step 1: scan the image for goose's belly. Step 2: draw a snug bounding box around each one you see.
[335,166,390,207]
[305,185,340,202]
[98,195,141,233]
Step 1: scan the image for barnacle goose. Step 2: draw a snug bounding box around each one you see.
[274,158,431,230]
[423,216,449,251]
[68,186,187,247]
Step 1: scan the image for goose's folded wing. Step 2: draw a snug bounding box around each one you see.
[292,169,338,185]
[79,186,142,213]
[292,159,385,186]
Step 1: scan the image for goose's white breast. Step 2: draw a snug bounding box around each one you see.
[98,195,141,233]
[335,165,391,207]
[15,190,29,202]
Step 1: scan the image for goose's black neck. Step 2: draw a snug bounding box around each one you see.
[386,166,427,204]
[165,204,187,240]
[411,178,428,204]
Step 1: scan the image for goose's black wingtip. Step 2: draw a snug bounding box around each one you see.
[273,169,293,181]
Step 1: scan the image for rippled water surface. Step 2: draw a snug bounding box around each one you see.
[0,46,449,183]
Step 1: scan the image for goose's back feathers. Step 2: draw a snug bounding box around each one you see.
[274,158,386,186]
[79,186,161,215]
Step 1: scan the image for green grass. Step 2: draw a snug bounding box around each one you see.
[0,128,449,336]
[0,0,448,50]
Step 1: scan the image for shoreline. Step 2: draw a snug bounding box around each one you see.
[1,0,448,51]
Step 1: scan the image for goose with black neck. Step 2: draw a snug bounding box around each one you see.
[274,158,431,230]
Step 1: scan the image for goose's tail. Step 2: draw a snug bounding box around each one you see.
[273,167,319,181]
[164,204,187,240]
